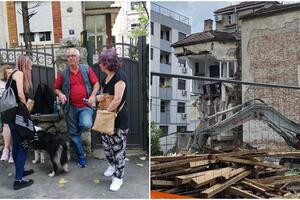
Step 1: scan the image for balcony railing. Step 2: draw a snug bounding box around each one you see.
[151,2,190,25]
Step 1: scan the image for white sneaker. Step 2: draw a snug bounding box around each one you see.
[110,177,123,191]
[104,164,115,177]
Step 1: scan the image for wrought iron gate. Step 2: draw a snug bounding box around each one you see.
[91,36,149,150]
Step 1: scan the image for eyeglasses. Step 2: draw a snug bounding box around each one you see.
[67,55,78,58]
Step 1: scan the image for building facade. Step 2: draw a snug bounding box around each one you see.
[150,2,192,152]
[1,1,119,50]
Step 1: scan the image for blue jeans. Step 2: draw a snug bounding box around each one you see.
[66,104,94,159]
[8,123,27,181]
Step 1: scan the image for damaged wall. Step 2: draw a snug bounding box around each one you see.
[241,11,300,148]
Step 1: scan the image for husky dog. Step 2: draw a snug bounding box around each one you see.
[32,127,71,177]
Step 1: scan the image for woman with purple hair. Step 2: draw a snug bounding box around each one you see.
[96,48,128,191]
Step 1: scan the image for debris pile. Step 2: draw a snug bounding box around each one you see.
[151,149,300,198]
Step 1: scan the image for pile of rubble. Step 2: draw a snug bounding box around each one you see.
[151,148,300,198]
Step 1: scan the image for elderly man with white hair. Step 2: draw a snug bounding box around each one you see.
[54,48,99,168]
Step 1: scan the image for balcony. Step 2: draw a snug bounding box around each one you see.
[160,111,171,124]
[160,39,172,52]
[160,63,171,73]
[159,87,172,100]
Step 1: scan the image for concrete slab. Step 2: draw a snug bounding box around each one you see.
[0,150,149,198]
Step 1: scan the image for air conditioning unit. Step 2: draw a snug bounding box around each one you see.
[181,113,187,119]
[182,67,187,74]
[215,15,223,22]
[182,90,187,96]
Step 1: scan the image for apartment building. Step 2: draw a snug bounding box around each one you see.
[150,2,192,151]
[0,1,119,49]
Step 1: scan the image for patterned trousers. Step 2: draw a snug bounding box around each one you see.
[101,128,128,179]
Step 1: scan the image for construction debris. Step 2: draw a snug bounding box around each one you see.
[151,149,300,198]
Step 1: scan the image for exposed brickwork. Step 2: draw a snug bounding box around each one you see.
[52,1,62,44]
[6,2,18,46]
[243,18,300,148]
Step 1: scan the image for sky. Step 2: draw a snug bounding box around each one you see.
[152,1,240,33]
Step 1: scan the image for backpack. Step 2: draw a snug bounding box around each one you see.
[0,70,18,113]
[31,84,56,114]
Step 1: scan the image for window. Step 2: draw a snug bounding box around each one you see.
[159,77,165,87]
[178,32,186,40]
[228,14,236,25]
[166,30,170,41]
[178,79,186,90]
[160,30,163,39]
[151,22,154,35]
[150,48,153,60]
[177,102,185,113]
[159,126,168,137]
[20,33,35,42]
[131,23,139,30]
[195,63,199,75]
[131,1,143,10]
[177,126,187,133]
[165,55,169,64]
[86,15,106,53]
[178,59,186,68]
[220,61,235,79]
[39,32,51,41]
[160,101,166,113]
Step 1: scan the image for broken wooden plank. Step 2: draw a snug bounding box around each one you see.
[217,156,283,169]
[176,167,233,185]
[254,175,300,185]
[243,178,273,191]
[241,180,266,193]
[226,186,262,199]
[200,170,251,198]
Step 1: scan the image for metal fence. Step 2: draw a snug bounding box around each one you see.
[151,72,300,154]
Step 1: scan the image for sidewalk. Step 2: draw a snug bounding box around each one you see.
[0,151,149,198]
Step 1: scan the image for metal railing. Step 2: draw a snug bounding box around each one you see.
[151,2,190,25]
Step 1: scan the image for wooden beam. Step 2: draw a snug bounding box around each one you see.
[241,180,266,193]
[226,186,262,199]
[188,159,217,168]
[243,178,273,191]
[176,167,233,185]
[151,191,195,199]
[190,167,235,188]
[152,166,206,179]
[152,180,176,187]
[151,157,207,171]
[217,156,283,169]
[151,155,206,162]
[200,170,251,198]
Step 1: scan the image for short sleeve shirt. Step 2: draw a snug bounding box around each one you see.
[54,67,98,107]
[101,69,128,130]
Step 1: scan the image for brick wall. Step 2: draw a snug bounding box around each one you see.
[242,14,300,149]
[52,1,62,44]
[6,2,18,46]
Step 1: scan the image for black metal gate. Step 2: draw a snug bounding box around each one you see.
[91,36,148,150]
[0,43,55,98]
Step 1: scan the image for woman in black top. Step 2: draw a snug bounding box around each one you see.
[96,49,128,192]
[6,55,34,190]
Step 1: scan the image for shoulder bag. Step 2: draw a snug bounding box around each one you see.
[92,100,125,136]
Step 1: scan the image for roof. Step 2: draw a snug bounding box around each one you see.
[240,2,300,20]
[214,1,280,14]
[171,31,236,48]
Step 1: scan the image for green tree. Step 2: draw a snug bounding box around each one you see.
[151,121,163,156]
[130,2,149,39]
